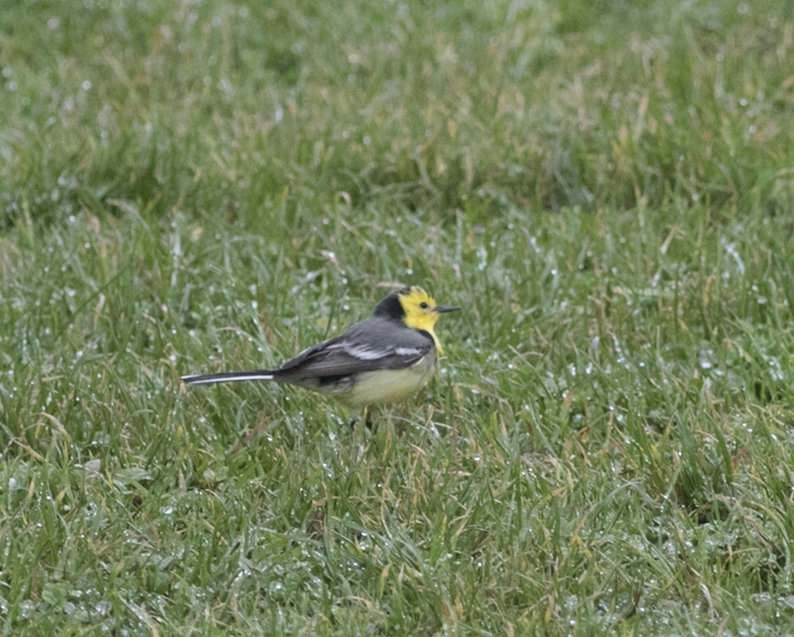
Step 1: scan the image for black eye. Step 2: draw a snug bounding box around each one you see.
[419,302,428,309]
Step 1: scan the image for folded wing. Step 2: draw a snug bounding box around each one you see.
[274,317,434,383]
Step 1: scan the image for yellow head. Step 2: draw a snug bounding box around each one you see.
[373,286,460,352]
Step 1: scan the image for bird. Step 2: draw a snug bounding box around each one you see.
[181,286,459,409]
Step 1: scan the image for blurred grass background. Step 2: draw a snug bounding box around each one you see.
[2,0,794,634]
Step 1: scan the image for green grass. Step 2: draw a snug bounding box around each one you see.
[3,0,794,634]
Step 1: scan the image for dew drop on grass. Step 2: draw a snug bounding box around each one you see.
[476,246,487,270]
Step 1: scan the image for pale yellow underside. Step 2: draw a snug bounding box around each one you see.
[323,353,438,409]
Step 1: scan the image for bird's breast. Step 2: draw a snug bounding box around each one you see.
[339,350,438,408]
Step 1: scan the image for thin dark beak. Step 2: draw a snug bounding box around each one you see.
[434,305,461,313]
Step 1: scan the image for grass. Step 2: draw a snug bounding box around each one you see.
[2,0,794,634]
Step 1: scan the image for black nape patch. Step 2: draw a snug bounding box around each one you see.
[373,292,406,321]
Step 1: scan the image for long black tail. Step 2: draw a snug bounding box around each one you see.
[181,370,276,385]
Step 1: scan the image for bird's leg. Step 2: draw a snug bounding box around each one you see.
[349,406,371,429]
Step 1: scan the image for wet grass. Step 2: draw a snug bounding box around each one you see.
[2,0,794,634]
